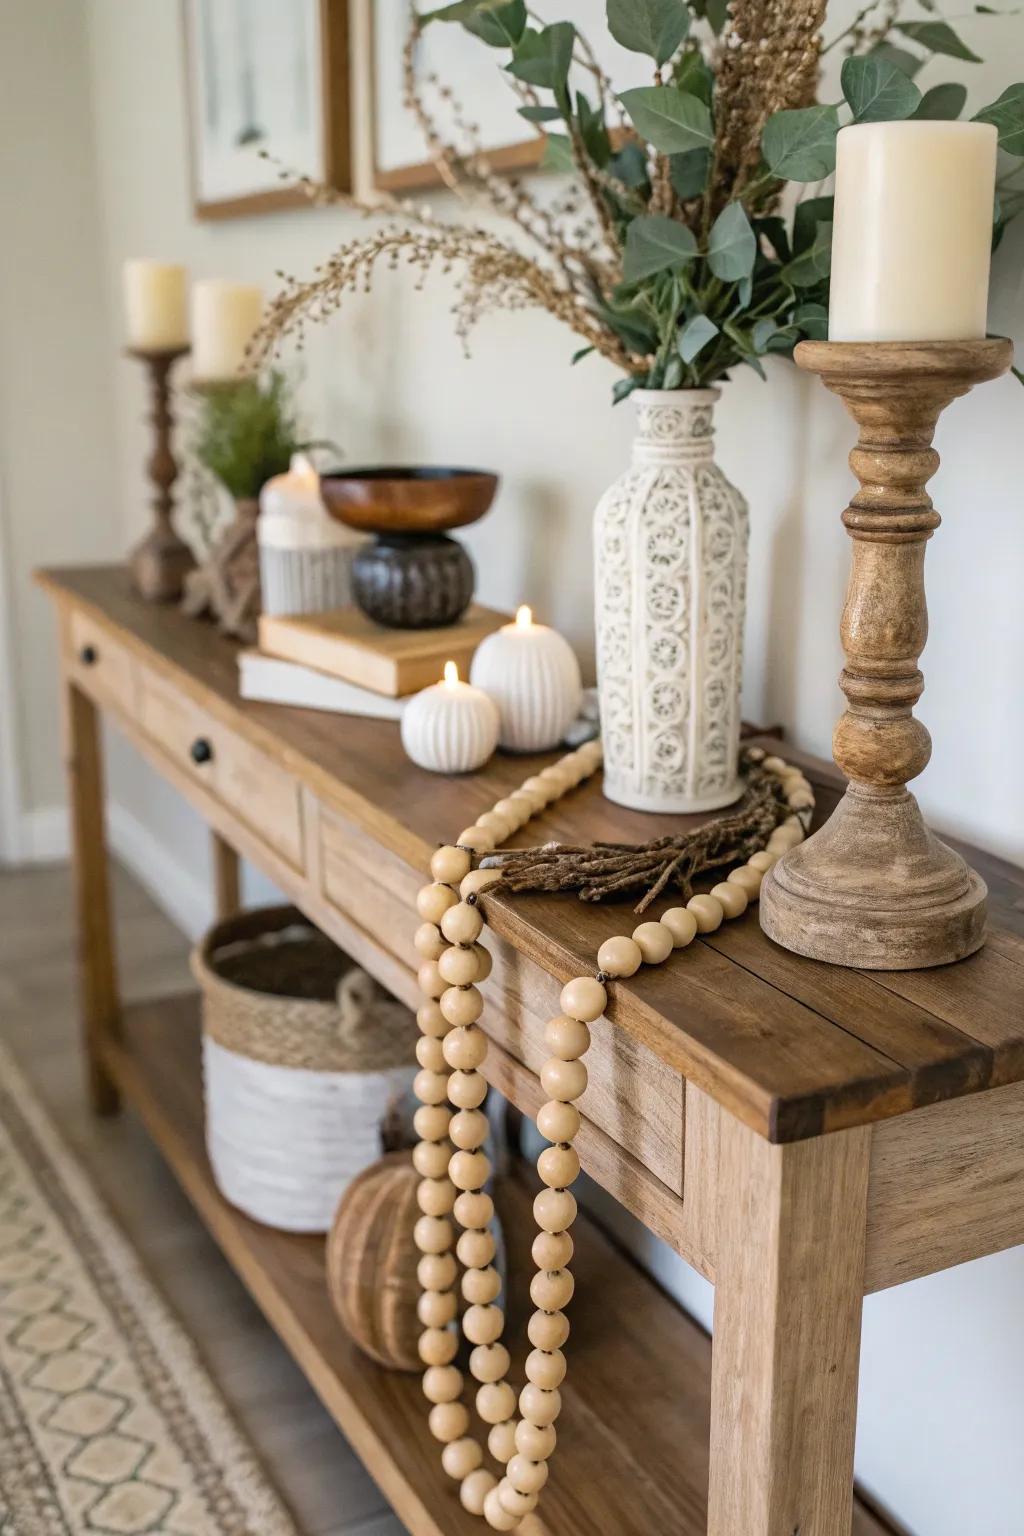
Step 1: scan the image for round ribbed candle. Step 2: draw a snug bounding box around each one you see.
[401,662,499,774]
[470,606,582,752]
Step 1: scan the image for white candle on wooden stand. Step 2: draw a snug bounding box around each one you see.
[470,604,583,752]
[829,121,997,342]
[122,260,188,351]
[191,279,263,381]
[401,661,499,774]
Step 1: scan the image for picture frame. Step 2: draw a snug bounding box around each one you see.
[183,0,352,220]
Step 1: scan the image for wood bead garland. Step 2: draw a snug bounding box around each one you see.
[413,740,814,1528]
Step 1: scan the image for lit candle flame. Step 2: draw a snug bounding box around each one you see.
[443,660,459,686]
[516,604,533,629]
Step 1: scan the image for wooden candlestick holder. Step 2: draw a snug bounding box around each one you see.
[760,337,1012,970]
[126,345,196,602]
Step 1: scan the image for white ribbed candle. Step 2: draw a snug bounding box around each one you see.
[401,663,499,774]
[470,607,582,752]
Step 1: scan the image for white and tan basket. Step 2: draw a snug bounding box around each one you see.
[193,906,417,1233]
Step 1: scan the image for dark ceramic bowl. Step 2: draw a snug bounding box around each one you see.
[319,466,499,535]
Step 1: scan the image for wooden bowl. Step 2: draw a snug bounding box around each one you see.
[320,466,499,535]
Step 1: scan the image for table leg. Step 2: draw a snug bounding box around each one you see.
[708,1114,872,1536]
[62,675,120,1115]
[212,830,241,921]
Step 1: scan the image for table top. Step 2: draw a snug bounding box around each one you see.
[40,564,1024,1143]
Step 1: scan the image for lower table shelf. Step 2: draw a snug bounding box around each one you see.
[102,995,894,1536]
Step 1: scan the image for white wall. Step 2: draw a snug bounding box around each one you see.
[2,3,1023,1531]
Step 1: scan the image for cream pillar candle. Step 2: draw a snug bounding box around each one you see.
[470,605,582,752]
[829,121,997,342]
[191,280,263,381]
[123,260,188,351]
[401,662,499,774]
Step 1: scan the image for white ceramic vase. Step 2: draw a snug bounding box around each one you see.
[594,388,748,813]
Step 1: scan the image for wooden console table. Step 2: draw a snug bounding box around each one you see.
[39,565,1024,1536]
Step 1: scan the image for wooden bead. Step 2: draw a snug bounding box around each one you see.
[477,1381,517,1425]
[766,831,795,857]
[457,826,495,853]
[417,961,447,1000]
[596,934,643,977]
[532,1229,574,1270]
[521,775,555,803]
[559,976,607,1023]
[499,1482,538,1519]
[460,868,502,901]
[440,984,483,1027]
[414,922,446,960]
[661,906,698,947]
[415,1035,446,1072]
[449,1108,489,1150]
[453,1190,493,1229]
[443,1024,487,1071]
[431,845,472,885]
[494,796,529,830]
[687,893,724,933]
[472,943,493,981]
[487,1420,518,1464]
[448,1069,488,1110]
[418,1289,457,1328]
[442,1436,483,1482]
[543,1014,591,1062]
[476,812,512,843]
[462,1265,501,1305]
[470,1341,510,1382]
[429,1400,469,1443]
[539,766,571,793]
[534,1187,577,1233]
[417,882,458,924]
[413,1104,450,1142]
[460,1468,498,1516]
[441,901,484,946]
[416,1000,448,1038]
[418,1252,456,1292]
[413,1140,451,1179]
[508,1454,549,1496]
[464,1304,504,1345]
[520,1383,561,1426]
[515,1419,557,1462]
[748,849,778,873]
[537,1144,580,1189]
[763,755,788,774]
[526,1346,566,1390]
[483,1485,519,1530]
[788,787,815,810]
[632,920,674,964]
[418,1326,457,1366]
[417,1177,456,1217]
[530,1268,574,1311]
[510,788,545,816]
[438,946,481,987]
[536,1100,580,1144]
[413,1069,449,1106]
[540,1057,588,1103]
[422,1363,462,1404]
[711,881,748,920]
[728,864,763,899]
[449,1149,491,1191]
[527,1309,569,1352]
[414,1215,454,1256]
[457,1228,496,1269]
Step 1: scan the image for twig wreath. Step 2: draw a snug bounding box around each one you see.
[411,740,815,1527]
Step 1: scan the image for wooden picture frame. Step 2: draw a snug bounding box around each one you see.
[183,0,352,221]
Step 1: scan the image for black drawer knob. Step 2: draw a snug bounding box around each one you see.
[190,737,213,766]
[79,644,98,666]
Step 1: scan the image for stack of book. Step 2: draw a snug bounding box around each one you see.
[240,605,510,720]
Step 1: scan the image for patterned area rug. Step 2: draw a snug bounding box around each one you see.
[0,1041,300,1535]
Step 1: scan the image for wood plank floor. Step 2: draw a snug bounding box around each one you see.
[0,858,404,1536]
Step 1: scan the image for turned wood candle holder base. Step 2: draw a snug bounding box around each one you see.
[760,337,1012,971]
[126,345,195,603]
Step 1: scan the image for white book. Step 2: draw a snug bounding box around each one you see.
[239,650,405,721]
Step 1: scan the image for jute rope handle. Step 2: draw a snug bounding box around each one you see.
[411,738,815,1527]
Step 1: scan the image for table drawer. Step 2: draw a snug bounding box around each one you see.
[137,666,304,871]
[68,611,137,711]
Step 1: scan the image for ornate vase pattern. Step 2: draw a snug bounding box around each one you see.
[595,389,748,813]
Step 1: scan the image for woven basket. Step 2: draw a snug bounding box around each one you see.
[192,906,417,1233]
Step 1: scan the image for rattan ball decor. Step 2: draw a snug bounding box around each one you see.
[327,1152,423,1373]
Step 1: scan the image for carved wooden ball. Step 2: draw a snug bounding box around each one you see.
[326,1152,422,1373]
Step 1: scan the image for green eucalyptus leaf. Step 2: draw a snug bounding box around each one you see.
[613,375,643,404]
[792,301,829,339]
[707,201,757,281]
[736,272,753,309]
[896,20,982,62]
[974,83,1024,155]
[763,325,801,355]
[663,354,685,389]
[751,318,778,353]
[677,312,719,362]
[914,82,968,119]
[793,194,834,254]
[506,22,575,105]
[576,91,612,165]
[870,41,925,78]
[596,299,659,352]
[607,0,690,66]
[464,0,527,44]
[421,0,505,22]
[623,214,698,282]
[518,104,562,122]
[672,47,714,104]
[610,141,651,187]
[541,134,575,172]
[571,345,596,364]
[841,55,922,122]
[669,147,710,198]
[762,104,839,180]
[690,0,727,34]
[781,222,833,287]
[618,85,713,153]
